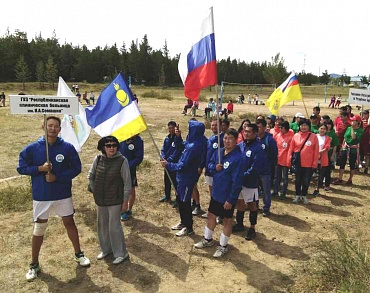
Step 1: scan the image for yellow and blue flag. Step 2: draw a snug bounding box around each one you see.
[86,73,147,142]
[265,72,302,115]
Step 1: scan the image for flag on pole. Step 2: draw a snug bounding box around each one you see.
[178,7,217,101]
[85,73,147,142]
[265,72,303,115]
[58,77,91,152]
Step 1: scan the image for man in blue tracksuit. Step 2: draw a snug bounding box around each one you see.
[119,134,144,221]
[159,121,183,204]
[161,120,205,237]
[233,123,264,240]
[256,119,278,217]
[201,118,224,218]
[194,128,243,257]
[17,116,90,281]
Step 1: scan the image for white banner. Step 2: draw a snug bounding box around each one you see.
[9,95,79,115]
[348,89,370,106]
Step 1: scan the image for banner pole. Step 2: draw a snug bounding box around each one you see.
[44,114,50,175]
[301,97,310,118]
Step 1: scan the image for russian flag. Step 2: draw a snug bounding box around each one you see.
[178,7,218,101]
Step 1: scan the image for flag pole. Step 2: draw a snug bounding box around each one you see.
[210,6,221,165]
[43,114,50,174]
[146,126,178,197]
[301,96,310,118]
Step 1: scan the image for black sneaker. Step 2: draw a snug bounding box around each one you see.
[262,210,270,217]
[172,201,179,208]
[232,224,245,233]
[159,195,171,203]
[245,228,256,241]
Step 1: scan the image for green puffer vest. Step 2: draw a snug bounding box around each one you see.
[93,155,125,206]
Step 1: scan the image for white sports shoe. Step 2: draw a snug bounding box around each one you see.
[302,196,309,204]
[112,252,129,265]
[97,251,111,260]
[292,196,302,203]
[26,263,41,281]
[75,252,90,267]
[175,227,194,237]
[194,238,215,249]
[213,245,229,258]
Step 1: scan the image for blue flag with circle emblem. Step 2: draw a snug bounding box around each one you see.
[85,73,147,142]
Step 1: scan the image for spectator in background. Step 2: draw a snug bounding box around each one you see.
[334,107,351,146]
[266,114,277,132]
[82,91,89,105]
[76,91,81,103]
[328,95,336,108]
[325,120,340,189]
[182,98,193,115]
[205,98,216,117]
[0,91,5,107]
[310,114,320,134]
[313,106,321,122]
[334,94,342,108]
[254,94,259,105]
[247,94,251,104]
[226,100,234,115]
[89,91,95,105]
[133,94,138,103]
[191,100,199,117]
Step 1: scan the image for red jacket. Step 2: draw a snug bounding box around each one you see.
[276,131,294,167]
[317,134,331,167]
[287,131,319,168]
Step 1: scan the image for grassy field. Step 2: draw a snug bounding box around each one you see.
[0,82,369,292]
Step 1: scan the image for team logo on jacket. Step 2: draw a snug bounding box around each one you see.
[306,141,312,146]
[283,142,287,148]
[55,154,64,162]
[261,144,266,149]
[128,144,134,150]
[172,142,175,147]
[223,161,230,169]
[246,150,252,157]
[213,143,218,149]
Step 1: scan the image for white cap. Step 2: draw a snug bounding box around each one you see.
[295,112,304,118]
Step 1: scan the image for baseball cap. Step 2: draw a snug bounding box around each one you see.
[295,112,304,118]
[350,115,362,122]
[267,114,277,121]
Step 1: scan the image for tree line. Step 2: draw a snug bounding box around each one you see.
[1,29,363,89]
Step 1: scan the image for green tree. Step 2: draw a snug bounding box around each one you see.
[298,72,318,86]
[262,53,287,84]
[361,76,368,85]
[45,55,58,89]
[319,70,330,85]
[15,55,31,90]
[35,61,44,89]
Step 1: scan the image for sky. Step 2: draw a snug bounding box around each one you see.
[2,0,369,77]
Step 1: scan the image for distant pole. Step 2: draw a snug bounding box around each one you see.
[129,76,132,87]
[324,84,327,103]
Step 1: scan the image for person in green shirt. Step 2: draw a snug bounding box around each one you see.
[290,112,305,133]
[324,120,340,190]
[310,114,320,134]
[334,115,364,185]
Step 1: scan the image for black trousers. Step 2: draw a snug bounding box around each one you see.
[295,167,313,196]
[164,170,177,198]
[177,196,193,230]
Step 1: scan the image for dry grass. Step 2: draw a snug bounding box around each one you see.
[0,83,369,292]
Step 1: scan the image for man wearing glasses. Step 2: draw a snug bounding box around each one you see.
[17,116,90,281]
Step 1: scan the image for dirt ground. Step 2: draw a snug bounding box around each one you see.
[0,90,369,293]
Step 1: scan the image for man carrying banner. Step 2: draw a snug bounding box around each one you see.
[17,116,90,281]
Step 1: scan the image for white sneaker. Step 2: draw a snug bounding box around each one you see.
[292,196,301,204]
[171,223,184,230]
[97,251,111,260]
[26,263,41,281]
[112,252,129,265]
[194,238,215,249]
[192,206,201,215]
[213,245,229,258]
[201,211,208,218]
[75,252,90,267]
[302,196,309,204]
[176,227,194,237]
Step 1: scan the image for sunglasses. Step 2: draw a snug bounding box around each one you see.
[105,144,118,148]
